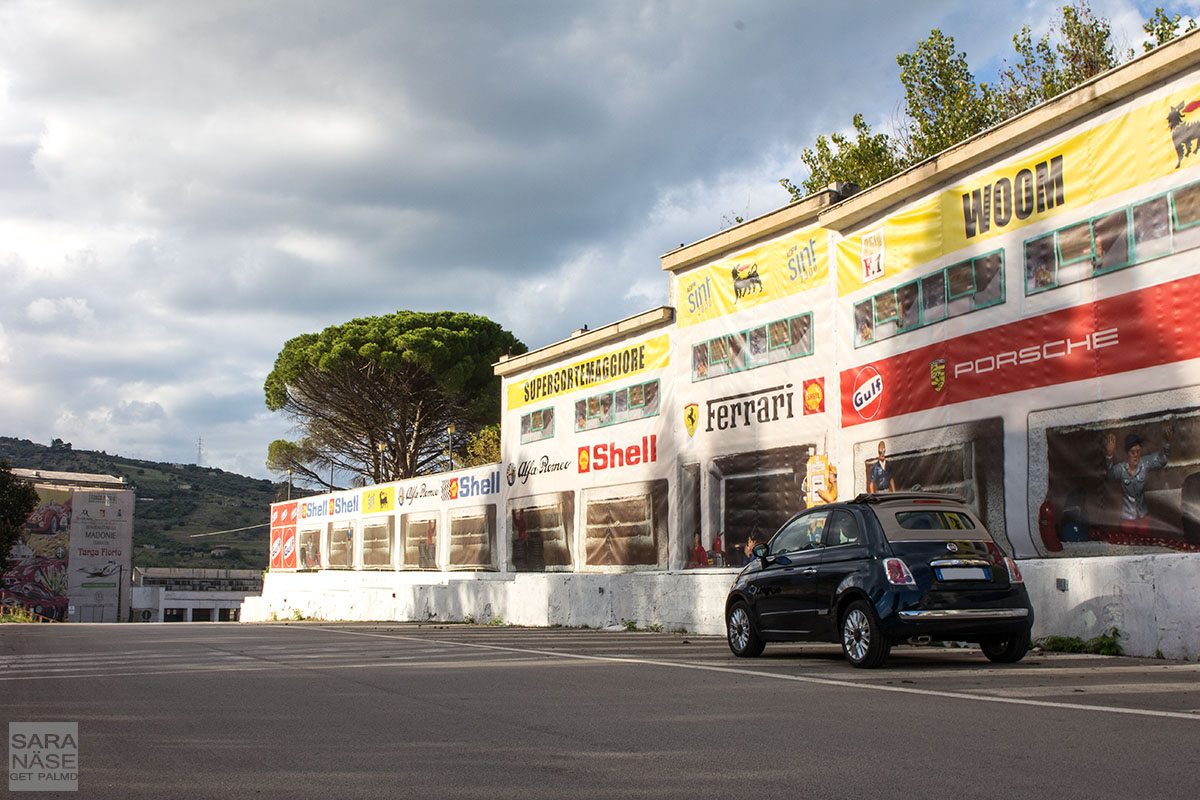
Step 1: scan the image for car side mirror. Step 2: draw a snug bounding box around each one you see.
[752,543,768,559]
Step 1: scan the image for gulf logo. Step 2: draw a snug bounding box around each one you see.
[852,366,884,420]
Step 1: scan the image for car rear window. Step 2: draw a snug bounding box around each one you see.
[880,508,991,541]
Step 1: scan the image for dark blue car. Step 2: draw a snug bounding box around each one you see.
[725,492,1034,668]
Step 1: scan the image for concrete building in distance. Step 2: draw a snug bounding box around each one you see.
[245,31,1200,659]
[2,469,133,623]
[130,568,263,622]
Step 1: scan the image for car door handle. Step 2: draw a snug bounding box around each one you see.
[802,568,816,575]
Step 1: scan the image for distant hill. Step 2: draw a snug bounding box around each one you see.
[0,437,291,570]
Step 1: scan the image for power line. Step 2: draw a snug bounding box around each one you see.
[186,523,269,539]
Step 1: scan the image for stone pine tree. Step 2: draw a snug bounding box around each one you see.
[264,311,525,489]
[0,460,40,563]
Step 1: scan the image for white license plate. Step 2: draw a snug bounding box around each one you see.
[937,566,989,581]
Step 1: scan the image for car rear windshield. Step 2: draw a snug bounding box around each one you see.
[880,508,991,541]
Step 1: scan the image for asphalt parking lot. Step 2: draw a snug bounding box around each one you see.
[2,622,1198,799]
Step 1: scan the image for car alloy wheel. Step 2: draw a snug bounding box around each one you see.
[726,601,764,657]
[840,599,890,668]
[843,608,869,660]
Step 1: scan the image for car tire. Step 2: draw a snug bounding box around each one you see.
[980,628,1032,663]
[840,600,890,668]
[726,601,765,657]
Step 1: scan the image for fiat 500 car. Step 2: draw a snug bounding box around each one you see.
[725,493,1033,668]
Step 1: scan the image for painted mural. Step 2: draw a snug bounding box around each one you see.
[2,486,133,622]
[270,62,1200,575]
[2,488,71,620]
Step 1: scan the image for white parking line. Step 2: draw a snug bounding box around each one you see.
[299,625,1200,722]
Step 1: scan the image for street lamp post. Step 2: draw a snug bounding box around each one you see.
[447,425,455,472]
[377,441,387,484]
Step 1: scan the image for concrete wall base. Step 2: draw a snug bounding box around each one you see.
[240,570,737,635]
[1022,554,1200,661]
[242,554,1200,660]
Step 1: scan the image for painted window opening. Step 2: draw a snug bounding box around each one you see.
[692,312,812,381]
[855,250,1004,347]
[520,407,555,444]
[1024,179,1200,294]
[574,379,660,432]
[1036,400,1197,550]
[402,515,438,570]
[508,493,575,571]
[711,445,809,567]
[361,518,394,569]
[448,505,496,569]
[297,528,321,570]
[583,480,668,568]
[327,524,354,568]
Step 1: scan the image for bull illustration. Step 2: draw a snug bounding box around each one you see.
[1168,100,1200,168]
[731,263,763,300]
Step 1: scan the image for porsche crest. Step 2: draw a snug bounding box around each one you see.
[930,358,946,393]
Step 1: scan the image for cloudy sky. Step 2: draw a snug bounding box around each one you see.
[0,0,1189,479]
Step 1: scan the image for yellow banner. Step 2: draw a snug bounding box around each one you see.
[677,227,829,327]
[506,333,671,411]
[837,82,1198,295]
[363,486,395,515]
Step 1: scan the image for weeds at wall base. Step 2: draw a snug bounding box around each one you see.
[1035,627,1123,656]
[621,619,664,633]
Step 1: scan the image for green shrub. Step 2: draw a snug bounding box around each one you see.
[0,607,37,623]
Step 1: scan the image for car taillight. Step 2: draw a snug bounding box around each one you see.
[884,558,916,586]
[1004,557,1024,583]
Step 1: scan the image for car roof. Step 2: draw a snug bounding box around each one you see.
[849,492,966,506]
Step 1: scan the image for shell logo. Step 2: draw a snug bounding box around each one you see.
[578,447,591,473]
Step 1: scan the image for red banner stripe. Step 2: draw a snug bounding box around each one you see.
[840,273,1199,426]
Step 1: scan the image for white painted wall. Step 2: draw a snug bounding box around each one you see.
[241,554,1200,660]
[240,568,737,634]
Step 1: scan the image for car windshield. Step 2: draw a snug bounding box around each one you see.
[769,511,828,554]
[880,508,991,541]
